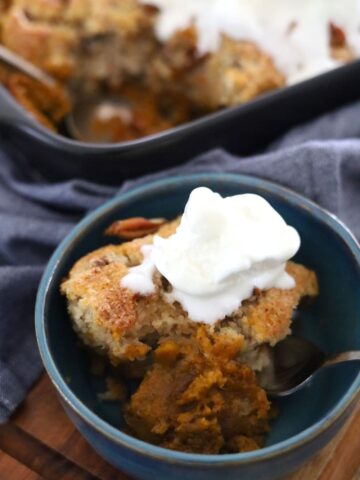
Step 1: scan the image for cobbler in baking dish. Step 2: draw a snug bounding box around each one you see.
[0,0,358,140]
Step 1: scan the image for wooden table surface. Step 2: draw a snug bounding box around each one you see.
[0,373,359,480]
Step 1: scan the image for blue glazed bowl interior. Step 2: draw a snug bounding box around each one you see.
[38,174,360,458]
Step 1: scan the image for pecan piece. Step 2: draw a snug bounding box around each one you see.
[105,217,166,239]
[329,22,346,48]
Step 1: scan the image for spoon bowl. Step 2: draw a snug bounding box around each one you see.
[258,336,360,397]
[64,95,134,143]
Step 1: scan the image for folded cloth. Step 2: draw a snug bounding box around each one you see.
[1,100,360,423]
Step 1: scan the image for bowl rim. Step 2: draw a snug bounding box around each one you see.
[35,172,360,466]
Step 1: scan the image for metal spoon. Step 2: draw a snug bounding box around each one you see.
[257,336,360,398]
[0,44,132,142]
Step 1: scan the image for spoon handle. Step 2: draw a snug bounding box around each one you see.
[324,351,360,368]
[0,45,56,88]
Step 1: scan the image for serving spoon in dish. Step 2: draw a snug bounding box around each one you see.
[0,44,132,143]
[258,335,360,398]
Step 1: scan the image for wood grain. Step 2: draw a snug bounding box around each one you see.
[0,423,99,480]
[318,401,360,480]
[288,400,360,480]
[0,373,359,480]
[10,375,130,480]
[0,451,44,480]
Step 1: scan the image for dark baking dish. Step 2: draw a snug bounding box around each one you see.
[1,60,360,184]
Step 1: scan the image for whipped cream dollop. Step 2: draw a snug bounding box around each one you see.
[121,187,300,324]
[142,0,360,84]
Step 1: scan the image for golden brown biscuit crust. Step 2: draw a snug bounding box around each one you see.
[61,218,318,363]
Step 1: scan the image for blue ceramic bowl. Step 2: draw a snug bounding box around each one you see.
[35,173,360,480]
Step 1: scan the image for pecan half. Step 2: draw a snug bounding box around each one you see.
[105,217,166,239]
[329,22,346,48]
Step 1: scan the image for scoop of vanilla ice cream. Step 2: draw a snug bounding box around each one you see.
[151,187,300,323]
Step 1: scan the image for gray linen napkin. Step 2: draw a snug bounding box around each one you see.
[1,99,360,423]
